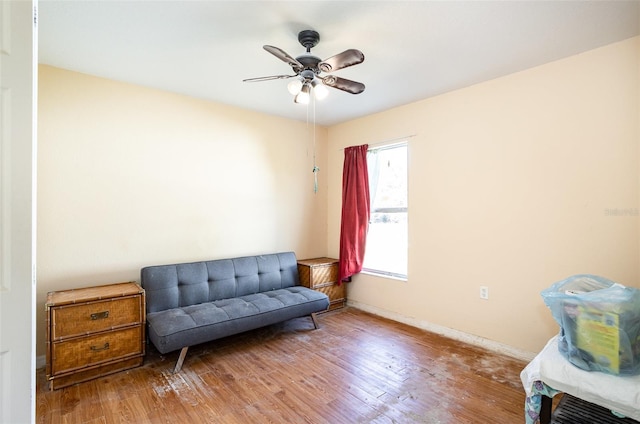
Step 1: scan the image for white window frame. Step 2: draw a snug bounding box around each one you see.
[362,142,408,280]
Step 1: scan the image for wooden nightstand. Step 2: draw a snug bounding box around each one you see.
[297,257,345,311]
[45,281,146,390]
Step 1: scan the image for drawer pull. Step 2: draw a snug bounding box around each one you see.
[90,311,109,320]
[90,342,110,352]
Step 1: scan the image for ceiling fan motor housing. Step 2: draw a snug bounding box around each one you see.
[296,55,322,73]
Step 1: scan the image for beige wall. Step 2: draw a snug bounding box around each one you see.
[328,37,640,354]
[37,65,328,357]
[37,36,639,359]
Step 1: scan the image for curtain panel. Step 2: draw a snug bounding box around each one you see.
[339,144,370,282]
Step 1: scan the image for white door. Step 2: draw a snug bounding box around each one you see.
[0,1,37,423]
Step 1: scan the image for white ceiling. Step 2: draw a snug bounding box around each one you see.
[39,1,640,126]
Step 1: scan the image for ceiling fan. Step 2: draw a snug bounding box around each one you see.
[243,30,365,104]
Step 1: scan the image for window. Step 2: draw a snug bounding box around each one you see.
[363,143,407,279]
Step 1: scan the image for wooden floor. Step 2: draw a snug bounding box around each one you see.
[36,308,528,423]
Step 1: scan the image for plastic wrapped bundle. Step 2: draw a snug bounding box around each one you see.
[541,275,640,375]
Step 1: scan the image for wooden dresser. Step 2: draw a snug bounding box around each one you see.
[45,281,146,390]
[297,257,345,311]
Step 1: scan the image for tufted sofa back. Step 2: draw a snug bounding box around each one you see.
[141,252,300,314]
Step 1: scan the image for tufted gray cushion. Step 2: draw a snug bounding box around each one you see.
[141,252,329,354]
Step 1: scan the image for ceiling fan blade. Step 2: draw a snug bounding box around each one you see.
[243,74,296,82]
[319,49,364,73]
[321,75,365,94]
[263,45,304,71]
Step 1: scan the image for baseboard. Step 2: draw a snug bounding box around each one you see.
[347,300,536,362]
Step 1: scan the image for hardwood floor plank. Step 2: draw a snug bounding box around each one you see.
[326,393,381,423]
[37,308,528,423]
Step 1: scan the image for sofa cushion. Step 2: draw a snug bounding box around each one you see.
[141,252,300,314]
[146,286,328,353]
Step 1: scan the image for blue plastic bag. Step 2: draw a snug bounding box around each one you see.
[541,274,640,375]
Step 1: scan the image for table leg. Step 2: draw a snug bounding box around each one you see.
[540,395,553,424]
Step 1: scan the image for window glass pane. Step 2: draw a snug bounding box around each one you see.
[370,146,407,209]
[363,144,407,278]
[365,212,407,277]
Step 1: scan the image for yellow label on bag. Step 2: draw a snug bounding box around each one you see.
[575,306,620,374]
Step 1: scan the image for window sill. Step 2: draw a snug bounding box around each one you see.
[361,269,407,282]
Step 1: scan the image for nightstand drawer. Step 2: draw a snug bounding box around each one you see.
[298,258,339,287]
[51,325,143,375]
[298,258,345,311]
[46,281,146,390]
[51,295,143,340]
[314,282,346,310]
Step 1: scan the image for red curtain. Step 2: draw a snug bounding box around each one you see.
[339,144,370,282]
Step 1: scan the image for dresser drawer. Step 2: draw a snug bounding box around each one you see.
[51,295,143,340]
[51,325,143,375]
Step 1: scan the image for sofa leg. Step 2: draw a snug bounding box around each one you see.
[310,312,320,329]
[173,347,189,373]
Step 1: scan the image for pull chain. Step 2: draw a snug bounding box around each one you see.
[312,93,319,193]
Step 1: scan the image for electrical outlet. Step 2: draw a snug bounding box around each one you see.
[480,286,489,300]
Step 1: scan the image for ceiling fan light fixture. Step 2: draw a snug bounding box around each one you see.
[312,79,329,100]
[294,83,311,104]
[287,78,303,95]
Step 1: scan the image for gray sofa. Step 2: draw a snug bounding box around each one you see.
[140,252,329,372]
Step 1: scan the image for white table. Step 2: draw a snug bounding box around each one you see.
[521,335,640,423]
